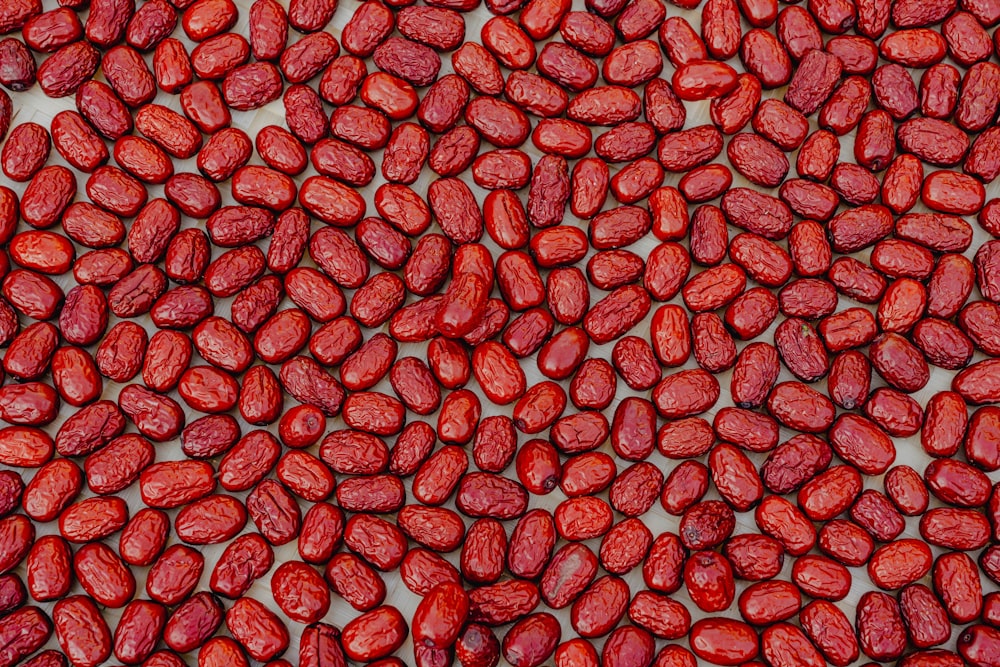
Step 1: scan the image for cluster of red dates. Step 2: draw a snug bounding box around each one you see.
[0,0,999,664]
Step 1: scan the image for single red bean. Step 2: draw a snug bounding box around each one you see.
[53,596,111,667]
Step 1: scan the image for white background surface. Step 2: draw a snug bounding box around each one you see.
[2,0,1000,664]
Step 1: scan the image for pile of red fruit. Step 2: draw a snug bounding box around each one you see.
[0,0,999,664]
